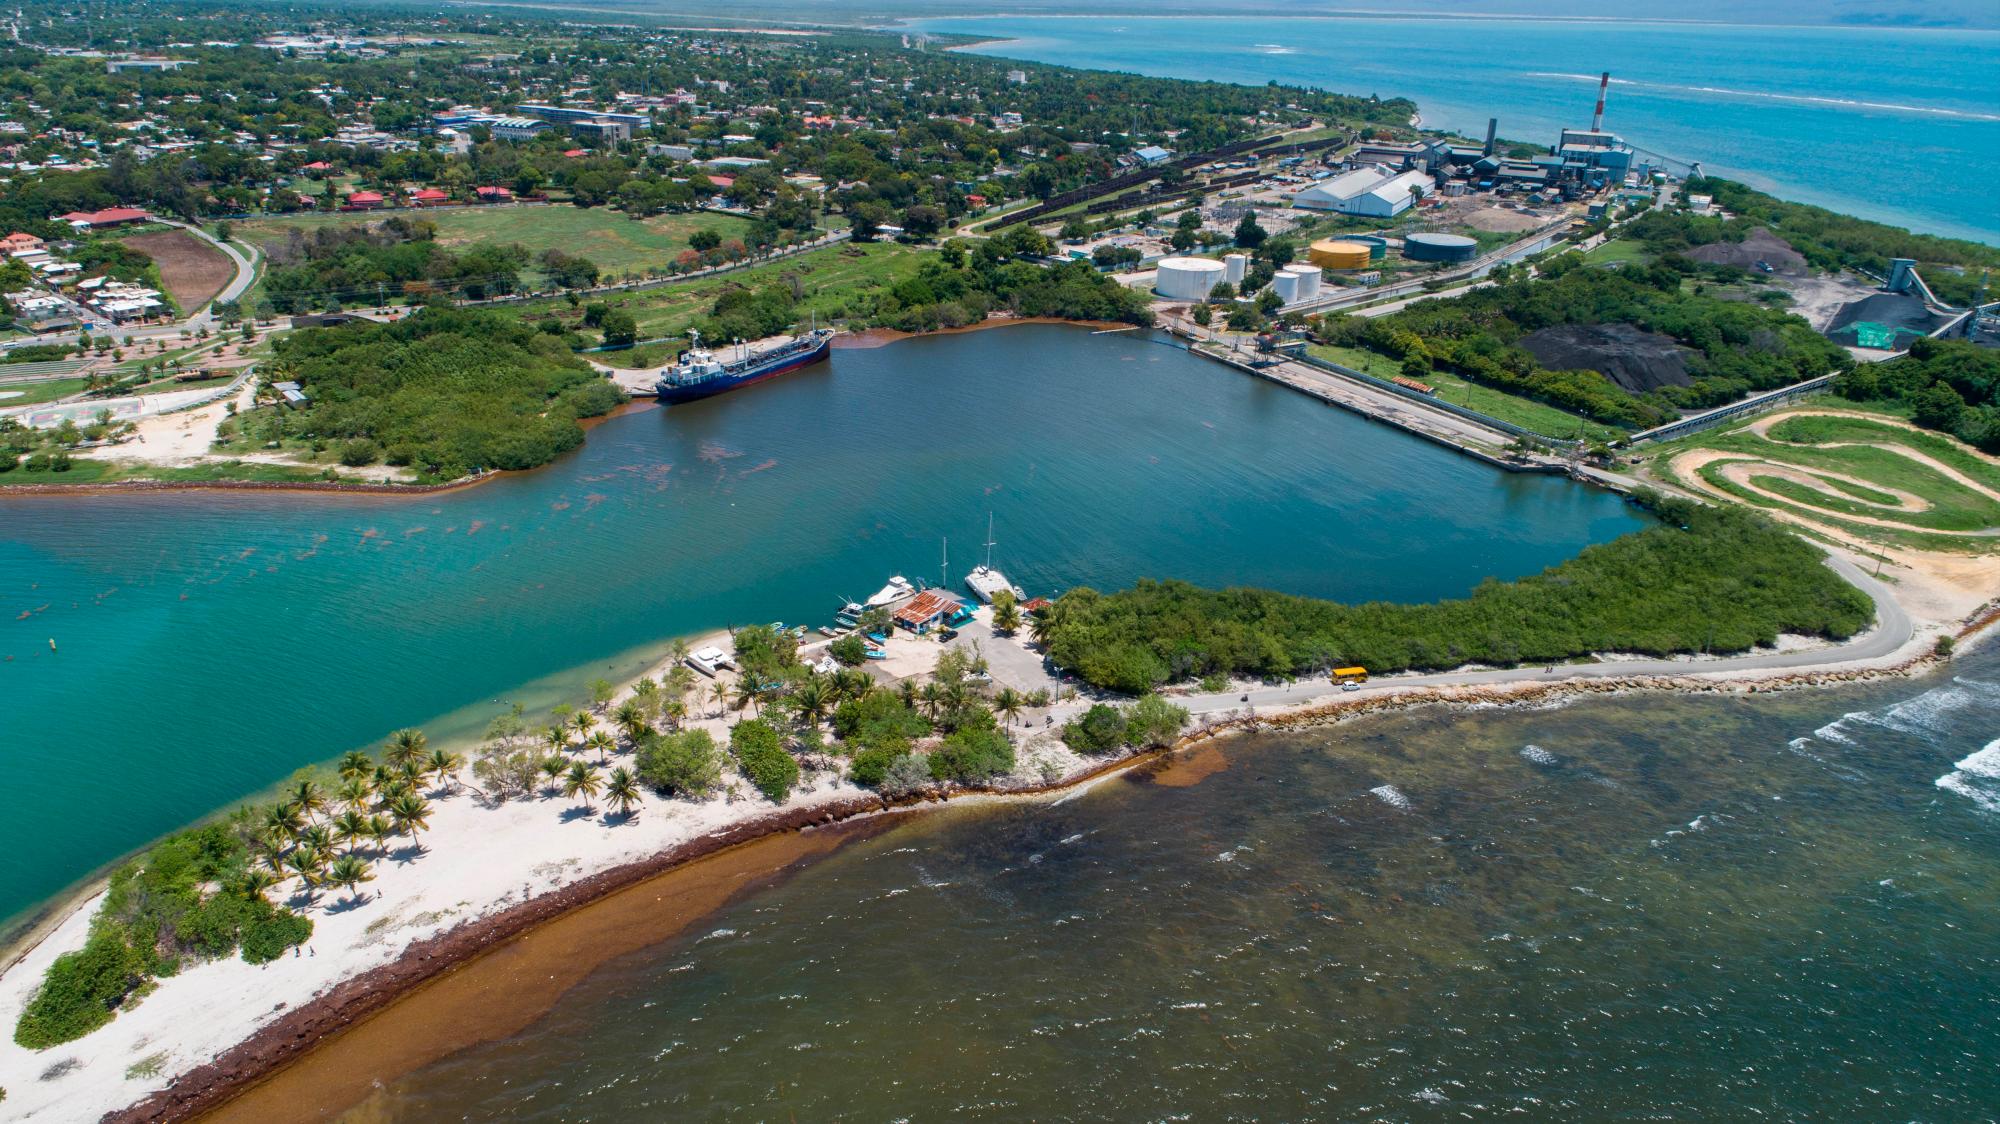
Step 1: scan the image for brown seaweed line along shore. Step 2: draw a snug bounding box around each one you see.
[109,630,1984,1124]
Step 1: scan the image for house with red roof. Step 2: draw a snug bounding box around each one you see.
[704,174,735,190]
[2,232,45,252]
[58,207,151,230]
[344,190,385,209]
[409,188,449,206]
[300,160,335,173]
[562,148,586,159]
[473,185,514,202]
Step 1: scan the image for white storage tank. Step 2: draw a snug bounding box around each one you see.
[1284,264,1323,302]
[1271,269,1304,305]
[1222,253,1249,284]
[1155,256,1228,301]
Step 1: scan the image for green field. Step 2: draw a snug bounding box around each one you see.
[510,241,926,355]
[232,206,757,282]
[1306,343,1624,442]
[1651,408,2000,553]
[1583,238,1651,267]
[0,377,94,406]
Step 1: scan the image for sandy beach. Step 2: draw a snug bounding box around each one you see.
[0,548,1989,1122]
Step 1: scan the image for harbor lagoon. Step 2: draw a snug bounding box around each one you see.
[0,325,1645,926]
[348,646,2000,1120]
[912,15,2000,246]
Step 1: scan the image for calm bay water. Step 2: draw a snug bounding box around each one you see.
[0,326,1644,925]
[912,15,2000,246]
[360,647,2000,1121]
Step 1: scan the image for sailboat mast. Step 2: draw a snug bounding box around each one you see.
[940,536,949,589]
[983,511,996,570]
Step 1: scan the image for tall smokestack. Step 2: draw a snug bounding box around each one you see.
[1592,71,1610,132]
[1484,117,1497,156]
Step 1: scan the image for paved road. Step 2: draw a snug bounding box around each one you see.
[1043,554,1913,725]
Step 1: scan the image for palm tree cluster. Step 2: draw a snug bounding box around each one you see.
[251,728,454,907]
[476,695,650,820]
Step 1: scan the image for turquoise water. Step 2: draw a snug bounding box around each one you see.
[0,326,1645,925]
[361,646,2000,1120]
[911,15,2000,246]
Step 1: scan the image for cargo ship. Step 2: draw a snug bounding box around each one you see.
[654,327,834,404]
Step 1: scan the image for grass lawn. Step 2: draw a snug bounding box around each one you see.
[508,241,926,348]
[0,377,93,406]
[1584,239,1650,267]
[1306,343,1624,442]
[232,206,756,283]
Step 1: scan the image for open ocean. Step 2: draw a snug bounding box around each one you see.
[354,646,2000,1120]
[910,15,2000,246]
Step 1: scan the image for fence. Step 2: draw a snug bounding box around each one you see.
[1625,374,1836,444]
[1292,351,1579,445]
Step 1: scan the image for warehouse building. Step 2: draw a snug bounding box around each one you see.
[1290,166,1432,217]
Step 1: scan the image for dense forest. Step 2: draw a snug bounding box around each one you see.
[1037,496,1873,693]
[1640,179,2000,307]
[268,308,625,480]
[1319,255,1851,429]
[1836,338,2000,452]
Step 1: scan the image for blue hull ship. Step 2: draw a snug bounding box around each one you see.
[654,328,834,404]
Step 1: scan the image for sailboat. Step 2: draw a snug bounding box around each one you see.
[964,512,1024,603]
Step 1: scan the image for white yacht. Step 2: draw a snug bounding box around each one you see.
[963,513,1025,604]
[864,576,915,609]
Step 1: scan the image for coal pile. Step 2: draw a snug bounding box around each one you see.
[1686,228,1809,276]
[1519,323,1693,394]
[1826,292,1947,351]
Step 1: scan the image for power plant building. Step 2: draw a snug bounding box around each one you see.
[1155,257,1228,301]
[1291,166,1432,217]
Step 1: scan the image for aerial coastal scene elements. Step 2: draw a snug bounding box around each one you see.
[2,0,1999,1119]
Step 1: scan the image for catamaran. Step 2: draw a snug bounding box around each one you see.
[963,512,1024,603]
[654,326,834,405]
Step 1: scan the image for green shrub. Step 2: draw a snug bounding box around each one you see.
[14,931,144,1049]
[927,724,1015,783]
[636,728,723,797]
[1061,704,1129,754]
[730,719,798,802]
[239,901,313,965]
[1125,694,1191,748]
[829,634,868,666]
[338,438,381,467]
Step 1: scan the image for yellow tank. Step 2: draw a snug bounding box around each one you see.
[1309,240,1373,271]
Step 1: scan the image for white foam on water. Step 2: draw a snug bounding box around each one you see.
[1215,850,1237,863]
[1857,679,1998,737]
[1935,738,2000,815]
[1370,784,1410,810]
[1519,744,1558,766]
[695,927,739,943]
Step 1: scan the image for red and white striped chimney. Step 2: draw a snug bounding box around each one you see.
[1591,71,1610,132]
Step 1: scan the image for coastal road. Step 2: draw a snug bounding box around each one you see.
[1043,555,1915,725]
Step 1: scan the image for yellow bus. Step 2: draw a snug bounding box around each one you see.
[1333,666,1368,683]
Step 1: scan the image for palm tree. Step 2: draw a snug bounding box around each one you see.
[331,809,369,852]
[661,699,688,731]
[289,779,329,819]
[614,700,651,743]
[562,760,604,810]
[544,724,573,755]
[336,776,374,814]
[426,746,465,791]
[297,823,334,855]
[234,868,280,902]
[283,846,326,901]
[605,767,642,818]
[539,754,568,797]
[327,854,375,905]
[384,727,428,770]
[992,599,1022,634]
[363,814,394,855]
[263,801,305,843]
[585,730,617,764]
[918,681,944,721]
[995,687,1025,727]
[337,751,375,781]
[387,792,431,844]
[707,681,729,718]
[569,711,595,742]
[792,677,833,728]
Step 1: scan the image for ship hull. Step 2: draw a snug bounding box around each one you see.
[655,334,832,404]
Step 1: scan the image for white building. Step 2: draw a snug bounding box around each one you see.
[1290,165,1431,217]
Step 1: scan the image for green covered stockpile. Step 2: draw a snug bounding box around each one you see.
[1038,497,1874,693]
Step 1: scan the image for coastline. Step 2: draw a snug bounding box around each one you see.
[0,319,1110,500]
[34,592,1988,1124]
